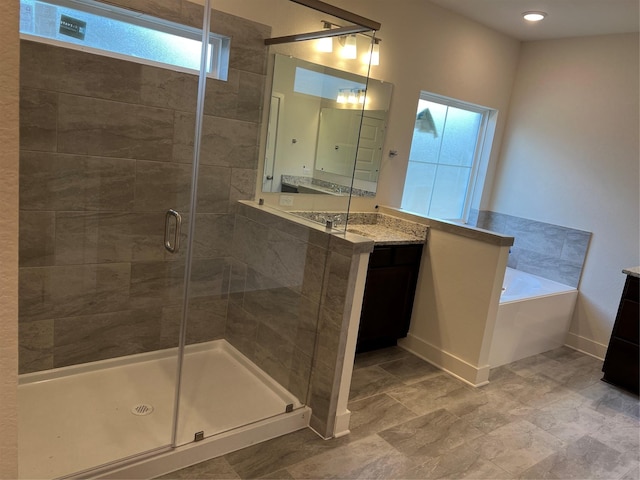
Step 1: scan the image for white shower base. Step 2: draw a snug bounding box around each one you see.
[19,340,305,479]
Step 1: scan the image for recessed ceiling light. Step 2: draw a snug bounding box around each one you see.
[523,11,547,22]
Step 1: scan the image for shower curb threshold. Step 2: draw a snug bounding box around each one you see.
[93,407,311,479]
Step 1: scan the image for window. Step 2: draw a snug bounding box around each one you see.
[401,92,495,221]
[19,0,230,80]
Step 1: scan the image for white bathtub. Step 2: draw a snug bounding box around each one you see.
[488,267,578,368]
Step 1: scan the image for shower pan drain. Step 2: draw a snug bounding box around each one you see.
[131,404,154,416]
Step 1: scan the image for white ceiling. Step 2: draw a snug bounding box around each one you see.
[427,0,640,41]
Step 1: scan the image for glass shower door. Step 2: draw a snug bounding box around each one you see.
[174,5,317,445]
[174,2,380,446]
[17,0,205,477]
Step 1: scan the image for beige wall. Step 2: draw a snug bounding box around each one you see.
[490,33,640,357]
[214,1,639,359]
[212,0,521,213]
[0,0,19,477]
[401,228,510,386]
[333,0,521,212]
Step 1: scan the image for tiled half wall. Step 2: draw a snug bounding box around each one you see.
[471,210,591,287]
[230,203,373,438]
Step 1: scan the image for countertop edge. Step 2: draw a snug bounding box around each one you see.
[622,266,640,278]
[238,200,375,253]
[378,207,514,247]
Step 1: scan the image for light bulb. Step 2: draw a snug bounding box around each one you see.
[342,35,357,59]
[523,11,547,22]
[317,37,333,52]
[317,22,333,52]
[370,41,380,66]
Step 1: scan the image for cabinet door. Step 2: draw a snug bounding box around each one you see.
[602,337,639,394]
[615,300,639,344]
[357,264,417,351]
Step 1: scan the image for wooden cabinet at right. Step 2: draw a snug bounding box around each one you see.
[602,274,639,395]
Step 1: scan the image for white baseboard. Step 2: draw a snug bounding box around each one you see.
[398,334,490,387]
[332,410,351,439]
[565,332,607,360]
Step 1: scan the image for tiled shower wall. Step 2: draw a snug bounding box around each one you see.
[472,210,591,287]
[18,4,270,374]
[18,1,369,438]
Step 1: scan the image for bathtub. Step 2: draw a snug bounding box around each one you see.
[488,267,578,368]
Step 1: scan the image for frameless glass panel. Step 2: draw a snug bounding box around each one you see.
[264,54,391,223]
[175,5,381,446]
[261,15,390,230]
[174,4,326,446]
[17,0,203,477]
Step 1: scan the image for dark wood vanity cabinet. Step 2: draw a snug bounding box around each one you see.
[602,274,639,395]
[356,244,423,353]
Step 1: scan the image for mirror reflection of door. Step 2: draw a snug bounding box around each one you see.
[316,109,386,181]
[263,94,282,192]
[264,54,393,197]
[315,109,360,177]
[354,114,385,182]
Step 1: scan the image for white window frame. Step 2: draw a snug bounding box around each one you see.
[402,91,497,223]
[19,0,230,80]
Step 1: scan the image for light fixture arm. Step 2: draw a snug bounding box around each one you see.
[289,0,380,30]
[265,0,380,46]
[265,24,372,46]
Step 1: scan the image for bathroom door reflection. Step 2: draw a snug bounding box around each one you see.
[17,0,204,477]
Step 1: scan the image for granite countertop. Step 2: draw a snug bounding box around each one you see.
[346,224,425,245]
[345,212,428,245]
[622,266,640,278]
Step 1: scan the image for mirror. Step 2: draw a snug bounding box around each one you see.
[262,54,392,197]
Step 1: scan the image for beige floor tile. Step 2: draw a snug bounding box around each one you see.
[467,419,565,476]
[347,393,418,440]
[378,408,484,461]
[520,435,638,479]
[286,434,415,479]
[162,347,640,480]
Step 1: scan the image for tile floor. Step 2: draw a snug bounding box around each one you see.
[159,346,640,479]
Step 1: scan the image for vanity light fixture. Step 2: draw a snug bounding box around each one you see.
[362,38,380,66]
[317,20,382,66]
[316,21,333,52]
[522,11,547,22]
[336,88,367,105]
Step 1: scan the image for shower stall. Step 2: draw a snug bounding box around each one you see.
[17,0,379,477]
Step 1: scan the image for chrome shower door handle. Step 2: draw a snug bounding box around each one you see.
[164,209,182,254]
